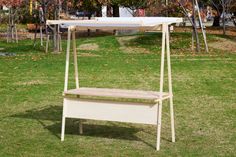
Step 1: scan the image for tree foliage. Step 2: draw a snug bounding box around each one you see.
[0,0,23,7]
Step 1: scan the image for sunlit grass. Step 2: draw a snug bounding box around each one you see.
[0,32,235,156]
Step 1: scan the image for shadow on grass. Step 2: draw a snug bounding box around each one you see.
[47,121,139,140]
[12,105,164,149]
[11,105,62,121]
[0,40,45,54]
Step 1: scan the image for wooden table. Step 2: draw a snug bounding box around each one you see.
[47,17,183,150]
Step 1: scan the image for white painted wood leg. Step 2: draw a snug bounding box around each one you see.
[61,115,66,141]
[72,30,83,134]
[156,101,163,151]
[156,24,166,151]
[61,28,72,141]
[72,31,79,89]
[64,28,71,91]
[166,25,176,143]
[169,97,175,142]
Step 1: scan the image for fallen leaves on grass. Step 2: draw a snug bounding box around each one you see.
[78,43,99,51]
[117,36,151,54]
[208,37,236,52]
[78,53,100,57]
[15,80,47,86]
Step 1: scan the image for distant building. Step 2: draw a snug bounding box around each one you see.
[0,6,9,11]
[119,7,133,17]
[101,6,145,17]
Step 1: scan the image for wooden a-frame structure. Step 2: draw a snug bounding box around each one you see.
[47,17,183,150]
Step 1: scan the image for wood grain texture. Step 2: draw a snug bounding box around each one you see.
[64,87,171,101]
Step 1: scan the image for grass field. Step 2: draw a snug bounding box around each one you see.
[0,32,235,157]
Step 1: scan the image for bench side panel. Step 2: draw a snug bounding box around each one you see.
[63,98,158,125]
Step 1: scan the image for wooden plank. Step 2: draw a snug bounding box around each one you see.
[72,26,157,32]
[46,17,183,26]
[156,23,167,151]
[166,24,176,143]
[64,98,158,125]
[46,17,183,31]
[64,28,71,92]
[72,31,79,89]
[64,88,171,101]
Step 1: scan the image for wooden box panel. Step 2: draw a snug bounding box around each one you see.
[63,98,158,125]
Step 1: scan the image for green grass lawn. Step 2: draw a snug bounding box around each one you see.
[0,32,235,157]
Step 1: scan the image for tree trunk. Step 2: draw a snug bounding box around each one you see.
[64,0,69,15]
[112,5,119,35]
[7,7,17,43]
[95,6,102,34]
[107,5,113,17]
[96,6,102,17]
[112,5,120,17]
[213,15,220,26]
[52,0,61,53]
[222,6,226,35]
[41,0,47,35]
[192,0,200,52]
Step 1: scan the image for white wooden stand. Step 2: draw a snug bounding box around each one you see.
[49,18,182,151]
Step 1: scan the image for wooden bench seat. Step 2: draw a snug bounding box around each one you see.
[64,87,171,101]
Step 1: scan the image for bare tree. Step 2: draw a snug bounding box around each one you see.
[0,0,23,43]
[211,0,233,35]
[178,0,200,52]
[35,0,62,53]
[220,0,233,35]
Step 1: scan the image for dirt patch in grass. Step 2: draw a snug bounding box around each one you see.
[120,47,150,54]
[78,53,100,57]
[117,36,151,54]
[174,26,236,36]
[15,80,46,86]
[78,43,99,51]
[208,37,236,52]
[117,36,137,47]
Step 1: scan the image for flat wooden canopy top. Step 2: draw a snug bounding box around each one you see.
[64,88,171,101]
[46,17,183,30]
